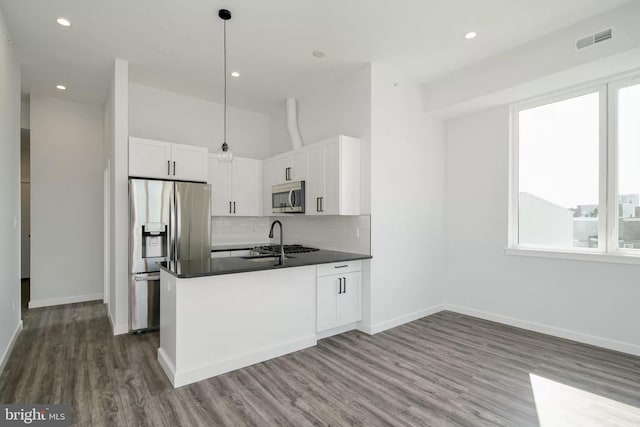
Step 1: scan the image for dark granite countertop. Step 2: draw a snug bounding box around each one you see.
[160,250,372,278]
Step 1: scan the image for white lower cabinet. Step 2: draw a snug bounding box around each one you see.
[316,261,362,333]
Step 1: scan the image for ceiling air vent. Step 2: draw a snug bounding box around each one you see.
[576,28,613,51]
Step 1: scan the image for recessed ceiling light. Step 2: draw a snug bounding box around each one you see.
[56,17,71,27]
[56,85,67,91]
[231,71,240,77]
[464,31,477,40]
[312,50,326,58]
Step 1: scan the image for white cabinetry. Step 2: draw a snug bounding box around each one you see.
[264,135,360,216]
[129,137,208,182]
[316,261,362,333]
[263,150,306,216]
[170,143,209,182]
[208,155,262,216]
[274,149,306,183]
[306,136,360,216]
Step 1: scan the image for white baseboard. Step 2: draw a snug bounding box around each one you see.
[161,335,318,388]
[157,347,177,387]
[358,304,446,335]
[29,293,103,309]
[107,306,128,335]
[318,322,357,340]
[0,320,23,375]
[444,304,640,357]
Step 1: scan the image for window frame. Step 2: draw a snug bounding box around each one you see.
[508,70,640,263]
[608,73,640,256]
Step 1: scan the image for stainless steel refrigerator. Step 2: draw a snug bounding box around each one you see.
[129,179,211,332]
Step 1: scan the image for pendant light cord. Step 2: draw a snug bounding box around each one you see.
[223,19,227,145]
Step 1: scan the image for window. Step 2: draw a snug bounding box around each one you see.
[509,72,640,259]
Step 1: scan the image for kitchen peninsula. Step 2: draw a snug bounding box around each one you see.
[158,249,371,387]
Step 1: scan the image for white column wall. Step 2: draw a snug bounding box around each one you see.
[30,97,104,307]
[0,5,22,372]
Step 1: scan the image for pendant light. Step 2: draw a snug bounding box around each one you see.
[217,8,233,163]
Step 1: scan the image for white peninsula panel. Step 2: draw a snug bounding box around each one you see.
[159,266,317,387]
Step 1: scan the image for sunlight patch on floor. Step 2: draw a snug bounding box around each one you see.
[530,373,640,427]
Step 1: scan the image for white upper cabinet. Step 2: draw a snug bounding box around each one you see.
[208,155,262,217]
[170,143,209,182]
[231,157,262,216]
[209,160,232,216]
[129,137,208,182]
[274,149,306,184]
[306,135,361,216]
[128,137,172,180]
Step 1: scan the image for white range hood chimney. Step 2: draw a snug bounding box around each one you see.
[286,97,303,150]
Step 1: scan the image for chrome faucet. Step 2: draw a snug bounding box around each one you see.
[268,220,285,265]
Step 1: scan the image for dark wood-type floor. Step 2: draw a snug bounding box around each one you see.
[1,302,639,426]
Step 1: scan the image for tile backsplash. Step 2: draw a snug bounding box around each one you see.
[212,215,371,254]
[211,217,272,245]
[271,215,371,254]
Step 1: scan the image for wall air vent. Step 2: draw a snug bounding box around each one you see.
[576,28,613,51]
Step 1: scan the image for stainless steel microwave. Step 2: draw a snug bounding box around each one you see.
[272,181,305,213]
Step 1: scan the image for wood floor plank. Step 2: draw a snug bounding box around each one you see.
[1,303,639,426]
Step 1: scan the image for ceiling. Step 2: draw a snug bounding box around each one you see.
[1,0,630,112]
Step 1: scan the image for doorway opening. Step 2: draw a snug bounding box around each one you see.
[20,128,30,314]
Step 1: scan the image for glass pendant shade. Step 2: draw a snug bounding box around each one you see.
[217,142,233,163]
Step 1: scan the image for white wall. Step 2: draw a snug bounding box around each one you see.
[0,5,22,373]
[104,59,129,334]
[29,96,104,307]
[364,63,446,333]
[129,83,270,159]
[269,64,371,154]
[268,64,372,214]
[444,105,640,354]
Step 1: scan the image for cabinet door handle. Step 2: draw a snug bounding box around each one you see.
[316,197,320,212]
[173,161,176,176]
[167,160,171,176]
[229,201,232,214]
[343,276,347,293]
[320,197,324,212]
[338,277,343,294]
[233,201,236,214]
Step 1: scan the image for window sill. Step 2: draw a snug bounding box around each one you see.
[504,247,640,265]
